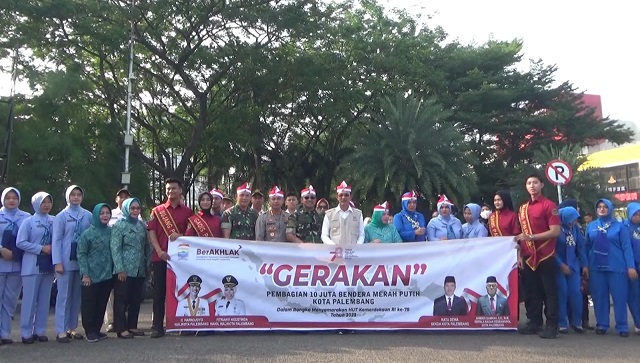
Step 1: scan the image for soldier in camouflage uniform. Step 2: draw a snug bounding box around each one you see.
[286,185,324,243]
[221,183,258,240]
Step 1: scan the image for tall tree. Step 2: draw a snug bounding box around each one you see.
[0,70,150,212]
[341,94,477,211]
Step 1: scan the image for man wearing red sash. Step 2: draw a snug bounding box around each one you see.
[147,178,193,338]
[515,173,561,339]
[185,191,222,238]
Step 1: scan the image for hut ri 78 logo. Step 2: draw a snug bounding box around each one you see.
[330,247,357,261]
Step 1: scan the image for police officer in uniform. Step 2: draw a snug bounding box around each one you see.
[176,275,210,317]
[215,275,246,316]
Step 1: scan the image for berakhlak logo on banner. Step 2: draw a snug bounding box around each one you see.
[196,244,243,261]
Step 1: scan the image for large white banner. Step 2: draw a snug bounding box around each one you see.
[166,237,518,331]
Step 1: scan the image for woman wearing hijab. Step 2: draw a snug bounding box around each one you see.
[315,198,330,214]
[111,198,149,339]
[555,206,588,334]
[625,202,640,333]
[52,185,92,343]
[16,192,55,344]
[427,195,462,241]
[558,198,593,330]
[393,191,426,242]
[488,190,520,237]
[186,192,222,237]
[365,202,403,243]
[77,203,113,342]
[0,187,30,344]
[585,198,637,337]
[462,203,488,239]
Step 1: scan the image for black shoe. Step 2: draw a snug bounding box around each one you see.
[106,324,115,333]
[572,326,585,334]
[128,330,145,337]
[33,334,48,342]
[619,331,629,337]
[1,338,13,344]
[558,327,569,334]
[518,324,541,335]
[117,332,134,339]
[96,332,107,340]
[596,328,607,335]
[86,333,100,343]
[22,337,36,344]
[150,330,165,338]
[539,326,559,339]
[582,322,595,330]
[56,335,70,343]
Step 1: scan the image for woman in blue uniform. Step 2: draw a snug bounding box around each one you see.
[0,187,30,344]
[585,198,637,337]
[555,206,587,333]
[52,185,92,343]
[16,192,55,343]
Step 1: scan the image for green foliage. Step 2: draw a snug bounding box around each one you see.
[341,94,477,211]
[0,69,150,213]
[530,144,610,213]
[0,0,634,212]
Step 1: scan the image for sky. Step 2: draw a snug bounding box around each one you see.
[387,0,639,126]
[2,1,638,127]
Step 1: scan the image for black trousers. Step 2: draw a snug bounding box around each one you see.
[113,276,145,334]
[151,261,167,331]
[81,279,113,335]
[522,258,558,328]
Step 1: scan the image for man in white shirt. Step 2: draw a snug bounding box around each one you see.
[176,275,210,317]
[321,181,365,245]
[108,188,131,226]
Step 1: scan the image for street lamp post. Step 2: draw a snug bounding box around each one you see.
[122,0,136,188]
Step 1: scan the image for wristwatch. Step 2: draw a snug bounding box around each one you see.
[528,234,535,241]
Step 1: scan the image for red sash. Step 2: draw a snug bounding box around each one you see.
[518,203,554,271]
[188,214,213,237]
[489,211,502,236]
[153,204,180,238]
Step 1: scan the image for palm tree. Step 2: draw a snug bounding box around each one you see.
[340,94,477,210]
[529,144,608,212]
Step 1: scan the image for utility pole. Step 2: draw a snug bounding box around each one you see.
[122,0,136,189]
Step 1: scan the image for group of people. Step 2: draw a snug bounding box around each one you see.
[1,173,640,343]
[193,175,640,340]
[0,186,148,344]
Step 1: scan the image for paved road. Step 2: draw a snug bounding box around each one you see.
[2,301,640,363]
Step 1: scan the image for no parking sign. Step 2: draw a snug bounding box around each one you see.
[545,159,573,186]
[545,159,572,203]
